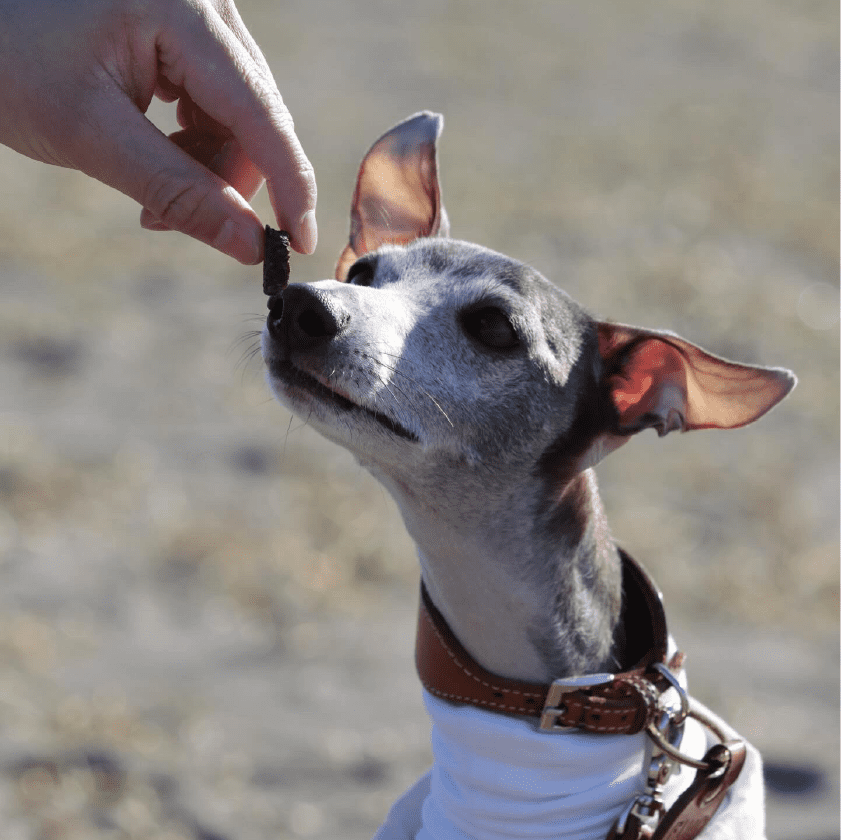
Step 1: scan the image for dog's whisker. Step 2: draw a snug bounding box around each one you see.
[238,338,262,359]
[353,362,417,419]
[234,347,260,374]
[364,372,413,427]
[228,329,263,356]
[369,354,455,428]
[280,413,295,457]
[233,340,264,378]
[314,350,424,433]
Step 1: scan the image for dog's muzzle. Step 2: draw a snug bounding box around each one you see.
[263,286,420,443]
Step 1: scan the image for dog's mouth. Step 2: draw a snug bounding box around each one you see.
[271,359,419,443]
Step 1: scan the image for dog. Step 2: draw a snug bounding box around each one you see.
[260,113,795,840]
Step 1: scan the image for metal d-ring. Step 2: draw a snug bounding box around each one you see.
[645,681,736,774]
[644,662,716,771]
[646,719,712,771]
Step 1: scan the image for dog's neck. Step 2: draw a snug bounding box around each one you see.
[368,460,622,684]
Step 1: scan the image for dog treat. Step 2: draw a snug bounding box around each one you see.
[263,226,291,295]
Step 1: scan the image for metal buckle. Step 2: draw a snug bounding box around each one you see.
[539,672,614,732]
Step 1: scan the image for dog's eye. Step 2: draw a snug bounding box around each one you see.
[346,260,375,287]
[461,307,519,351]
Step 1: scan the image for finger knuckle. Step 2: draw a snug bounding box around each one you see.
[300,163,317,202]
[267,95,294,129]
[143,171,212,234]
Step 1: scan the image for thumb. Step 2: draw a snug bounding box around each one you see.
[85,90,264,264]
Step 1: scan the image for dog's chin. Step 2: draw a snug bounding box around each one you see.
[266,359,420,444]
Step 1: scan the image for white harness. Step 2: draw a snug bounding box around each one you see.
[375,688,712,840]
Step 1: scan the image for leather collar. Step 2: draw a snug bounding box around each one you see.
[415,548,673,735]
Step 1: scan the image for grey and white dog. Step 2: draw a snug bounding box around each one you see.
[261,113,794,840]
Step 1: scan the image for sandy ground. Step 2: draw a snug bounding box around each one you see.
[0,1,837,838]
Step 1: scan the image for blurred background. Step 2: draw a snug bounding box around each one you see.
[0,1,837,838]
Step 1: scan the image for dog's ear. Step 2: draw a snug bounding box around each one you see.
[335,111,449,281]
[596,322,796,437]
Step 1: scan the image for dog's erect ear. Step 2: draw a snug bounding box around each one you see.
[597,322,796,437]
[335,111,449,281]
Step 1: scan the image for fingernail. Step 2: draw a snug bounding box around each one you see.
[140,209,169,231]
[214,219,262,264]
[298,210,317,255]
[142,220,170,232]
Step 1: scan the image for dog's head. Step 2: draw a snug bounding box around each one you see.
[261,113,795,490]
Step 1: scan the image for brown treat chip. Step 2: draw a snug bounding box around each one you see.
[263,226,291,295]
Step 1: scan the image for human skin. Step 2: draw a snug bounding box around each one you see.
[0,0,317,263]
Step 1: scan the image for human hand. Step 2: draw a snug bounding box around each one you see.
[0,0,317,263]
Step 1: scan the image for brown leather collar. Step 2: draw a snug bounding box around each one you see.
[415,549,673,735]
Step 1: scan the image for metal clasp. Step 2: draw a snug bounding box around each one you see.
[612,790,666,838]
[540,672,614,732]
[644,662,714,771]
[612,663,686,838]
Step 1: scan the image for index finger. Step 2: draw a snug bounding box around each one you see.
[156,1,317,254]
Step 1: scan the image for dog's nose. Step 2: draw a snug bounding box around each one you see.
[267,284,347,349]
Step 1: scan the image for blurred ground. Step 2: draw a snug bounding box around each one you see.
[0,1,837,838]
